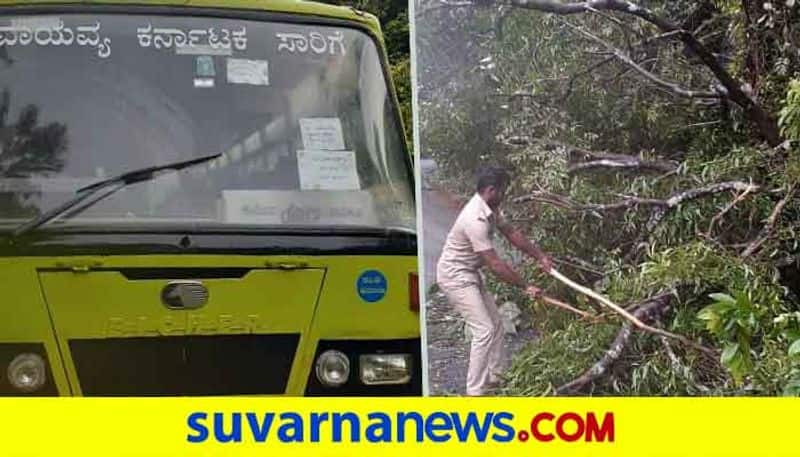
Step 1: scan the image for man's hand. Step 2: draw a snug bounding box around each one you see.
[538,255,553,274]
[525,285,543,299]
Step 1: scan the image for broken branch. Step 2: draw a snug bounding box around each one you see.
[554,292,671,394]
[514,182,759,219]
[703,184,757,237]
[644,181,761,233]
[568,155,678,174]
[741,185,797,258]
[549,268,714,355]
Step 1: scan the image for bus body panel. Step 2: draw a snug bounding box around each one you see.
[0,254,418,395]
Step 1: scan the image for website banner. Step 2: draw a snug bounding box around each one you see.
[0,398,793,456]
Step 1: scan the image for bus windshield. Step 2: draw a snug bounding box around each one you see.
[0,13,414,232]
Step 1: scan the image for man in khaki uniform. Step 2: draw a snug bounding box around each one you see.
[436,167,552,396]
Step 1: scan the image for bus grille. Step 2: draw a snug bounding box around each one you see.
[69,334,299,395]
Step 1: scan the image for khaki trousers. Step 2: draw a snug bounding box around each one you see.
[440,281,505,396]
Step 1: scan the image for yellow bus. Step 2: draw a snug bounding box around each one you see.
[0,0,419,396]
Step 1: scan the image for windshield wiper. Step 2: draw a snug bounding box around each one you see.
[11,152,221,237]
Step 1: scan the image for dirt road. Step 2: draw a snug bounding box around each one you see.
[420,183,469,395]
[421,188,462,291]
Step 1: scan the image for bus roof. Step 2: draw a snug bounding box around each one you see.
[0,0,383,37]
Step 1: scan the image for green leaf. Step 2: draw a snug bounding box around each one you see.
[707,294,737,315]
[724,349,748,386]
[789,339,800,357]
[734,290,752,310]
[696,306,716,321]
[709,293,736,304]
[721,343,739,365]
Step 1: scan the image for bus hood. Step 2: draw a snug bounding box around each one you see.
[37,261,324,395]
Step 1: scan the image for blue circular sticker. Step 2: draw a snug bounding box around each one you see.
[356,270,388,303]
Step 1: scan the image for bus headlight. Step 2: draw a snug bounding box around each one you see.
[359,354,412,385]
[315,350,350,387]
[7,353,46,393]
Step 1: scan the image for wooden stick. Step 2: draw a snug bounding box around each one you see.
[548,268,715,355]
[540,295,599,320]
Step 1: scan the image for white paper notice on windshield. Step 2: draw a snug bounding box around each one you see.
[221,190,378,226]
[299,118,345,151]
[226,58,270,86]
[297,149,360,191]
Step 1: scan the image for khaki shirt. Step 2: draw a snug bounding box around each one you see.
[436,193,497,288]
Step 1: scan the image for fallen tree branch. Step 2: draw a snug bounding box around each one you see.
[549,268,714,355]
[615,181,765,262]
[568,155,678,174]
[514,181,766,264]
[514,189,664,212]
[496,136,676,177]
[554,292,671,394]
[513,182,760,220]
[741,185,797,258]
[642,181,761,239]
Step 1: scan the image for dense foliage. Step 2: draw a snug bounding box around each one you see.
[417,0,800,395]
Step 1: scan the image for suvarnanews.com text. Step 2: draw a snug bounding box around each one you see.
[186,410,615,444]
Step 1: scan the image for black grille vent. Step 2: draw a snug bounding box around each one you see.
[70,334,299,396]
